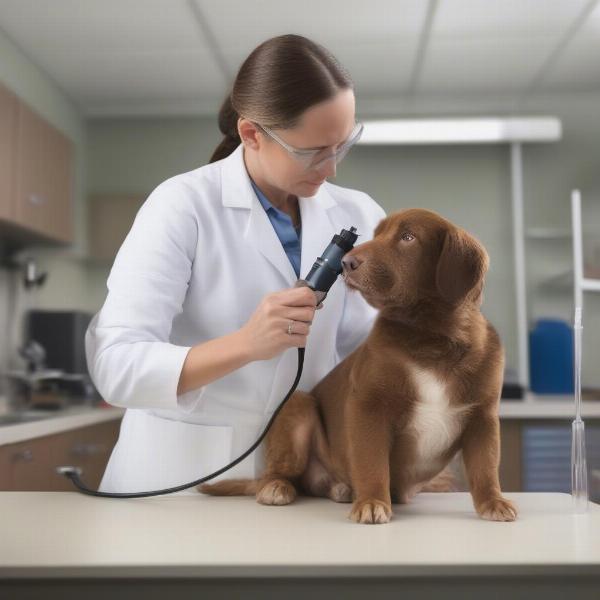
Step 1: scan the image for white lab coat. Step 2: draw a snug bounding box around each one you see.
[85,142,386,495]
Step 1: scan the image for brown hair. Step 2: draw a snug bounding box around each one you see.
[209,34,353,163]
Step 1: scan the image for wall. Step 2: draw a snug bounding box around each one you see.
[0,26,87,386]
[84,118,514,375]
[87,97,600,386]
[1,17,598,389]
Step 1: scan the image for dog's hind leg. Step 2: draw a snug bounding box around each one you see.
[256,391,320,506]
[418,466,458,493]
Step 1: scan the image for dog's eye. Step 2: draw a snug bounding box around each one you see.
[401,232,415,242]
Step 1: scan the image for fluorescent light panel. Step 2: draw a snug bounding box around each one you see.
[358,117,562,144]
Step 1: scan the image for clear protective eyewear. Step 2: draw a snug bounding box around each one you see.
[254,121,363,171]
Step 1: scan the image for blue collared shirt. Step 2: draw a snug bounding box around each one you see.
[250,178,302,278]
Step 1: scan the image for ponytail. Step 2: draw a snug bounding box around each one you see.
[209,94,241,163]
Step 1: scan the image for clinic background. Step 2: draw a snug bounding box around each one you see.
[1,1,600,493]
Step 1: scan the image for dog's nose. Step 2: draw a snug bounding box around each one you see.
[341,254,362,272]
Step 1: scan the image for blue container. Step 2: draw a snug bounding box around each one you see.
[529,318,574,394]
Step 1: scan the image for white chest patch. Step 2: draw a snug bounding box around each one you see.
[405,364,472,475]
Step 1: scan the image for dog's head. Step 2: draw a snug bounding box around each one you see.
[341,208,489,311]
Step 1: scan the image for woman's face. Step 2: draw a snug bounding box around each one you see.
[244,88,356,198]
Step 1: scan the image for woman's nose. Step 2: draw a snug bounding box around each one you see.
[315,157,337,178]
[341,254,362,272]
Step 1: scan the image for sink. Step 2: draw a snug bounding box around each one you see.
[0,410,60,425]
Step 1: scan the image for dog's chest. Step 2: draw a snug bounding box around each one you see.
[404,364,471,473]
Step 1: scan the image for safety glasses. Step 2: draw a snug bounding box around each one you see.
[254,121,363,171]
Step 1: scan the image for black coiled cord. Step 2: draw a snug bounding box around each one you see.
[57,347,305,498]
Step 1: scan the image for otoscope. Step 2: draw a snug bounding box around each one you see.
[57,226,359,497]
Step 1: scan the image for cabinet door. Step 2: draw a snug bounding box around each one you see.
[89,194,145,261]
[0,82,17,221]
[522,421,600,502]
[14,100,74,243]
[56,420,121,490]
[499,420,522,491]
[0,419,121,491]
[43,113,73,242]
[7,436,59,491]
[0,442,15,489]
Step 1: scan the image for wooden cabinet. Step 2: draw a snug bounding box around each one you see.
[0,83,18,222]
[0,80,74,246]
[88,194,145,261]
[499,420,522,491]
[14,100,74,243]
[0,419,121,491]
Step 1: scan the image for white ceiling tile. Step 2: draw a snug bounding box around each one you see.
[419,38,556,93]
[0,0,599,115]
[335,41,418,94]
[195,0,428,80]
[195,0,428,46]
[540,40,600,91]
[193,0,430,98]
[0,0,226,111]
[34,49,225,103]
[432,0,590,38]
[0,0,202,49]
[540,0,600,92]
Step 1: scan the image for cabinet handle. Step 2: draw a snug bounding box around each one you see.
[11,449,33,463]
[70,442,107,456]
[28,193,47,206]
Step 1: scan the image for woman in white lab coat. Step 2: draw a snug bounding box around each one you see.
[85,34,387,495]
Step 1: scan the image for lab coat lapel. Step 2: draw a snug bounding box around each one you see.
[220,143,339,286]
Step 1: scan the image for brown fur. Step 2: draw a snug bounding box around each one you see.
[200,208,518,524]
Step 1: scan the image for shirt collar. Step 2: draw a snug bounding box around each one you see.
[249,178,281,215]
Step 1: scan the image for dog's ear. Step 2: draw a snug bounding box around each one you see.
[373,218,386,237]
[435,227,489,305]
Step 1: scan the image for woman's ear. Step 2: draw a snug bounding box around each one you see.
[435,227,489,305]
[238,118,260,150]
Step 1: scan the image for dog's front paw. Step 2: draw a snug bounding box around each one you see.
[348,498,392,524]
[476,496,518,521]
[256,478,297,506]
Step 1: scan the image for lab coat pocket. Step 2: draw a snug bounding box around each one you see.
[103,410,233,495]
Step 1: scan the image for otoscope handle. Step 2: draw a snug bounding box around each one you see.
[294,279,328,307]
[294,226,359,307]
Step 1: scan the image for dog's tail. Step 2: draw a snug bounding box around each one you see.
[419,467,458,493]
[198,478,258,496]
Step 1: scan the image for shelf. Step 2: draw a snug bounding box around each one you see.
[537,270,600,291]
[526,227,572,239]
[525,227,600,240]
[525,226,600,240]
[499,391,600,419]
[538,269,572,290]
[583,278,600,292]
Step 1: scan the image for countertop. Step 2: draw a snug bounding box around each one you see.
[0,404,126,445]
[0,392,598,448]
[499,392,600,419]
[1,491,599,579]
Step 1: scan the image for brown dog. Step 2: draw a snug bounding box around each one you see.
[199,208,518,524]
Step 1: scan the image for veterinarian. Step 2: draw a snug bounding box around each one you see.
[85,34,387,495]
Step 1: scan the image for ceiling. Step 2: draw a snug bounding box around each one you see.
[0,0,598,117]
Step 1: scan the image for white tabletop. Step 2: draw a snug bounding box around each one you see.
[1,492,599,578]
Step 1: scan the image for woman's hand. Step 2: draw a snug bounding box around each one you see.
[238,286,323,361]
